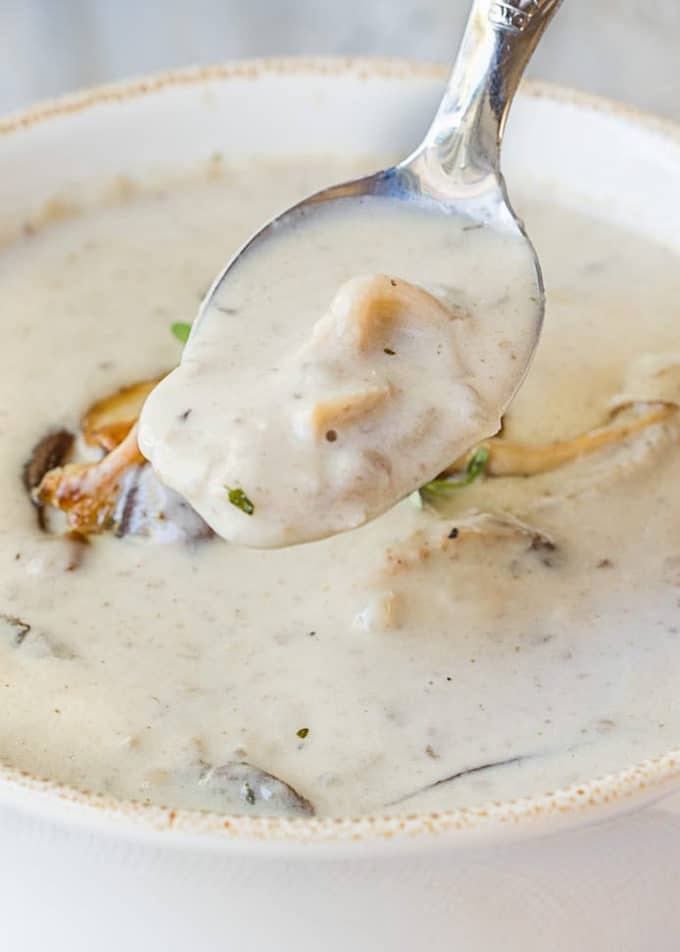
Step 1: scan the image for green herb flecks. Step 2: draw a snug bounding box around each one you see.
[170,321,192,344]
[420,446,490,498]
[383,347,397,356]
[296,727,309,739]
[226,486,255,515]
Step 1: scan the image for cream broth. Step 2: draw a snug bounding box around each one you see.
[1,159,679,817]
[139,200,539,547]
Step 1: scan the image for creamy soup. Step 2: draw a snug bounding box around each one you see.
[140,199,539,547]
[1,156,680,817]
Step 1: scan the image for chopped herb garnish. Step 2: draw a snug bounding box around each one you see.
[384,347,397,356]
[420,446,490,498]
[170,321,191,344]
[226,486,255,515]
[296,727,309,739]
[448,527,459,539]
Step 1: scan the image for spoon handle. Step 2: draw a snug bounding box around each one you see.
[422,0,564,179]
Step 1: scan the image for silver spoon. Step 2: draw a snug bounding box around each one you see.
[195,0,563,349]
[142,0,564,547]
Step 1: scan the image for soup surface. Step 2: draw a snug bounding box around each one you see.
[1,156,679,817]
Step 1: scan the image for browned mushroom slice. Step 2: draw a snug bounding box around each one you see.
[35,425,144,533]
[82,376,163,452]
[383,512,560,576]
[439,401,677,481]
[386,752,528,810]
[309,385,391,439]
[22,429,75,529]
[325,274,461,351]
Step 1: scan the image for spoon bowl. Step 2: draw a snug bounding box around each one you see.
[195,0,563,344]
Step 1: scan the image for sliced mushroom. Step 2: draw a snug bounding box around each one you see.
[35,425,144,534]
[363,512,562,631]
[0,613,31,647]
[22,429,74,529]
[439,401,677,481]
[318,274,461,352]
[200,762,314,817]
[353,589,403,633]
[0,612,76,659]
[82,376,163,452]
[148,761,314,817]
[383,512,560,576]
[113,464,213,543]
[61,530,90,569]
[308,385,391,439]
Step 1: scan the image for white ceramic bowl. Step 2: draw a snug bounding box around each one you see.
[2,59,680,952]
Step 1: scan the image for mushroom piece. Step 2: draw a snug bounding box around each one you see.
[361,511,562,631]
[438,401,678,482]
[29,369,215,542]
[112,463,213,543]
[313,274,462,352]
[611,352,680,408]
[22,428,75,529]
[82,376,163,452]
[34,425,144,534]
[32,350,680,546]
[148,761,315,817]
[34,422,213,543]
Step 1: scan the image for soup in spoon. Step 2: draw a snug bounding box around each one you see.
[139,198,539,546]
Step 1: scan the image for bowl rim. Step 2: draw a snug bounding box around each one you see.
[1,55,680,847]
